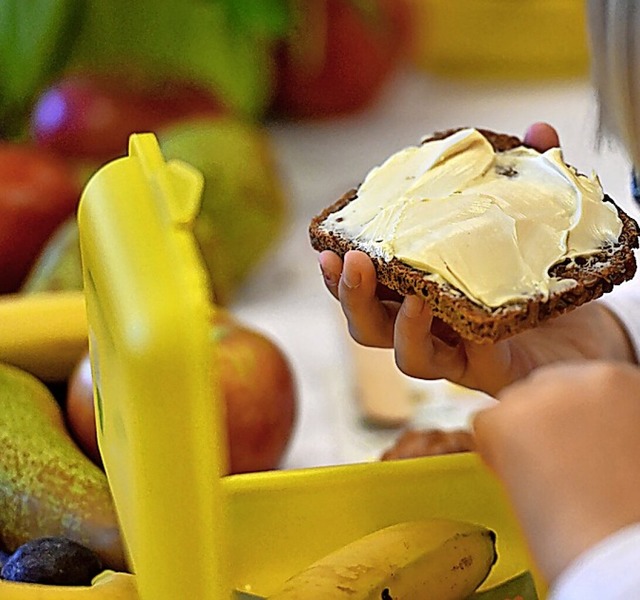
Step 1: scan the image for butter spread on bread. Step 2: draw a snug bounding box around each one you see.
[321,128,622,308]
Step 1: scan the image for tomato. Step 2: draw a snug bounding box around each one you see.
[271,0,413,118]
[30,73,226,161]
[0,143,81,294]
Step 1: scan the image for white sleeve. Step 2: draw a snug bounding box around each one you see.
[549,523,640,599]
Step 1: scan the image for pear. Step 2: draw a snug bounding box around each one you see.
[0,362,125,570]
[21,217,83,294]
[159,117,288,305]
[23,117,288,305]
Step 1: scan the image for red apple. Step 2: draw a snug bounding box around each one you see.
[213,309,297,474]
[66,310,297,474]
[66,349,101,466]
[271,0,413,119]
[0,143,81,294]
[30,72,227,162]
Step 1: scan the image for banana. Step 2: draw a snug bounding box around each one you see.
[267,519,497,600]
[0,521,497,599]
[0,291,87,382]
[0,570,137,599]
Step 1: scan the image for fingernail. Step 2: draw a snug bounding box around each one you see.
[342,269,361,289]
[319,259,338,287]
[402,295,424,318]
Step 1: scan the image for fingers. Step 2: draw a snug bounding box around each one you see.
[523,122,560,152]
[321,252,474,382]
[319,250,399,347]
[472,363,578,476]
[318,250,342,300]
[338,251,398,347]
[319,251,482,383]
[394,295,466,381]
[320,250,519,393]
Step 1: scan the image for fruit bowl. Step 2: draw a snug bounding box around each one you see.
[410,0,589,79]
[0,136,546,599]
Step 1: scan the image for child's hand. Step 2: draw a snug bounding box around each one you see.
[473,361,640,583]
[318,124,634,396]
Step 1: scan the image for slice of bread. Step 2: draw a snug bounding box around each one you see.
[309,129,640,343]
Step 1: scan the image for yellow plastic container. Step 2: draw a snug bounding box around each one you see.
[410,0,590,79]
[0,135,546,598]
[78,134,229,599]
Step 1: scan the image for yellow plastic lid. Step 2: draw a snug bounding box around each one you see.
[77,134,230,599]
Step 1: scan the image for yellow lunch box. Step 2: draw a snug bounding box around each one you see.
[0,135,545,598]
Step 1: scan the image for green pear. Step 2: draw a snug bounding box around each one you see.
[159,117,288,305]
[23,117,288,305]
[21,217,83,294]
[0,362,125,570]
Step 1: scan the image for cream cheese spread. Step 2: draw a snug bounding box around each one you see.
[322,128,623,308]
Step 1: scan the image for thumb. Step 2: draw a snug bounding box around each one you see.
[523,122,560,152]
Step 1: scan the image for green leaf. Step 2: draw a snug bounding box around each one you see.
[233,591,264,600]
[0,0,295,131]
[217,0,292,38]
[468,570,540,600]
[0,0,85,137]
[65,1,284,119]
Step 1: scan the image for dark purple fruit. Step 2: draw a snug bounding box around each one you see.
[0,537,102,585]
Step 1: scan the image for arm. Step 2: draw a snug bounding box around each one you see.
[472,361,640,585]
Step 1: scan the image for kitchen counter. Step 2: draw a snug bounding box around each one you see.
[231,68,634,470]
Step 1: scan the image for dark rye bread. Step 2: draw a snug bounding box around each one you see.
[309,129,640,343]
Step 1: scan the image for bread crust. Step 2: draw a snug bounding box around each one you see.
[309,129,640,343]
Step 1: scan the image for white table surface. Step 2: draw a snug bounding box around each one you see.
[230,68,633,470]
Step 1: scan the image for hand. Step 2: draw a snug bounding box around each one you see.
[318,123,635,396]
[473,361,640,583]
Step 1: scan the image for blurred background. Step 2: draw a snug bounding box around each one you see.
[0,0,632,472]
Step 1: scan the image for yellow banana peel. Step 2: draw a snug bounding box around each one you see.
[0,519,499,599]
[267,519,497,600]
[0,519,497,600]
[0,292,87,382]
